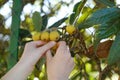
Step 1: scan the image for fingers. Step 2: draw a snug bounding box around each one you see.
[38,41,56,54]
[56,41,71,57]
[56,41,67,55]
[66,46,71,57]
[26,41,46,47]
[36,41,46,47]
[66,58,74,74]
[46,50,52,62]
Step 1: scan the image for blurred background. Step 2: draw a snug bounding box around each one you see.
[0,0,120,80]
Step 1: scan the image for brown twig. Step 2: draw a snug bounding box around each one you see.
[99,65,111,80]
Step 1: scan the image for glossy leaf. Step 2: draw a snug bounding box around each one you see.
[73,2,81,12]
[108,32,120,65]
[78,7,120,29]
[77,7,93,24]
[32,11,42,31]
[49,17,68,28]
[70,71,81,80]
[96,0,115,7]
[94,20,120,52]
[95,21,120,40]
[41,14,48,31]
[69,13,76,25]
[81,7,91,14]
[69,0,87,24]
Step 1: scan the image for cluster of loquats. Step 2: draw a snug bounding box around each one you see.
[32,25,76,42]
[32,30,60,41]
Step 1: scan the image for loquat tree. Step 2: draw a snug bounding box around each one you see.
[0,0,120,80]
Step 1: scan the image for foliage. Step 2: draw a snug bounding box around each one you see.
[32,11,42,32]
[108,32,120,65]
[0,0,120,80]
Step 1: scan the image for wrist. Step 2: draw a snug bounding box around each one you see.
[17,60,34,73]
[1,60,34,80]
[18,58,34,68]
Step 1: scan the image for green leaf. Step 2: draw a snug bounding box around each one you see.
[96,23,120,39]
[41,14,48,31]
[49,17,68,28]
[69,13,76,25]
[96,0,115,7]
[32,11,42,32]
[69,0,87,24]
[94,20,120,53]
[81,7,91,14]
[77,7,93,24]
[19,29,31,39]
[108,31,120,65]
[73,2,81,12]
[78,7,120,29]
[70,71,81,80]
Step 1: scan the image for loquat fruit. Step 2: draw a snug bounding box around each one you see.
[50,30,60,41]
[41,31,49,41]
[66,25,76,34]
[32,32,41,41]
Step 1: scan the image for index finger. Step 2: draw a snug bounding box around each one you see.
[38,41,56,54]
[25,41,46,48]
[56,41,67,55]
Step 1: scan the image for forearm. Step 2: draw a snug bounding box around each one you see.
[1,41,56,80]
[1,61,34,80]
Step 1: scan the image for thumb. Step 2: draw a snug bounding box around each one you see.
[46,50,52,62]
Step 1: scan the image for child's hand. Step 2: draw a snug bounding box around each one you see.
[1,41,56,80]
[46,41,75,80]
[19,41,56,67]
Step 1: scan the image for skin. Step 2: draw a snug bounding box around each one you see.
[46,41,74,80]
[1,41,74,80]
